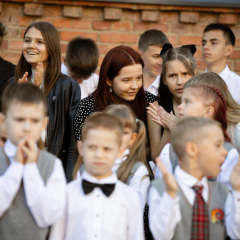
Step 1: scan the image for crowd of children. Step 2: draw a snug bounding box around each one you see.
[0,19,240,240]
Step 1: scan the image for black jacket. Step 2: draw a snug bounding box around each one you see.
[0,57,16,111]
[8,74,81,182]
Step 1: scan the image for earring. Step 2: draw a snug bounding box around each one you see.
[109,86,112,92]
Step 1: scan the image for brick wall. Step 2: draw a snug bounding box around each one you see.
[1,0,240,74]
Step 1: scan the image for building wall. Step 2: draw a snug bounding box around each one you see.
[1,0,240,74]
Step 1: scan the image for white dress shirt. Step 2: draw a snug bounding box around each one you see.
[112,149,150,210]
[148,165,240,240]
[155,143,239,190]
[207,65,240,104]
[0,140,67,228]
[61,63,99,99]
[49,171,144,240]
[144,75,160,96]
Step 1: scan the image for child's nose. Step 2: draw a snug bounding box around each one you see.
[23,121,31,131]
[131,80,138,89]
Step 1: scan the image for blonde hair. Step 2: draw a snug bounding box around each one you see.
[73,112,123,180]
[184,72,240,124]
[104,104,150,183]
[171,117,221,159]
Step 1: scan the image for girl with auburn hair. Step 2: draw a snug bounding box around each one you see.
[74,45,158,175]
[147,43,197,160]
[7,22,81,182]
[154,77,239,190]
[183,72,240,153]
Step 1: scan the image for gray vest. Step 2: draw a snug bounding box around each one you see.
[169,142,234,173]
[126,162,145,185]
[0,148,56,240]
[151,178,229,240]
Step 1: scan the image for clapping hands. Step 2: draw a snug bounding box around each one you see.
[18,62,44,87]
[147,103,177,130]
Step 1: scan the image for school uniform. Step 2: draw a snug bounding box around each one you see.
[49,170,144,240]
[112,149,150,211]
[218,65,240,104]
[155,143,239,190]
[0,140,67,240]
[148,165,240,240]
[144,75,160,96]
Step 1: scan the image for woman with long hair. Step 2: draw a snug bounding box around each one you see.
[74,46,158,167]
[8,22,80,182]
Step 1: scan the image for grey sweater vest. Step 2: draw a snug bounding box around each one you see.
[0,148,56,240]
[151,178,229,240]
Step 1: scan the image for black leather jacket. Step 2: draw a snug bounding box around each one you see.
[7,74,81,182]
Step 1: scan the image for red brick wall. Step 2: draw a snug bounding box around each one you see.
[1,1,240,74]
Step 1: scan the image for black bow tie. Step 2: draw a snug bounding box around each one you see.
[82,179,115,197]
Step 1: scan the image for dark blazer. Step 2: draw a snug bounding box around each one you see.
[0,57,16,111]
[8,74,81,182]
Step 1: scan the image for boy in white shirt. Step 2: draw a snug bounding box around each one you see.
[61,36,99,99]
[49,113,144,240]
[202,23,240,103]
[138,29,169,96]
[148,117,240,240]
[0,83,66,240]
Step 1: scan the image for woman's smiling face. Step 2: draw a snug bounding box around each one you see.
[107,64,143,101]
[22,27,49,70]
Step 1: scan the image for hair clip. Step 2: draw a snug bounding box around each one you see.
[160,43,173,58]
[181,45,197,56]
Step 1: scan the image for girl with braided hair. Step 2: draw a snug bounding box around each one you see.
[182,72,240,153]
[153,73,239,190]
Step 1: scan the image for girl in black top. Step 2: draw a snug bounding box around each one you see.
[147,43,197,159]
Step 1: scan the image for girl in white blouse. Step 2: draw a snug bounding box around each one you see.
[104,104,151,210]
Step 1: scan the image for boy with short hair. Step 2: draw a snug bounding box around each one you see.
[0,83,66,240]
[61,36,99,99]
[138,29,169,96]
[49,113,144,240]
[202,23,240,103]
[148,117,240,240]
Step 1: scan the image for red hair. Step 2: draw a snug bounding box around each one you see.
[185,84,231,143]
[93,46,146,119]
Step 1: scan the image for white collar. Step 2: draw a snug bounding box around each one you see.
[82,170,118,184]
[175,165,209,190]
[151,75,160,88]
[4,139,17,161]
[219,65,230,81]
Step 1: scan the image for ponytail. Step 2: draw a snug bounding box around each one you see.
[117,119,150,183]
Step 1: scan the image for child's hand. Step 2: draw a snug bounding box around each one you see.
[147,103,168,129]
[33,62,44,87]
[230,156,240,192]
[156,156,178,198]
[21,137,38,164]
[14,137,28,164]
[19,72,28,83]
[157,107,177,130]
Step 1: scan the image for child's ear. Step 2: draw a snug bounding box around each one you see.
[194,69,198,76]
[76,140,83,156]
[106,77,112,87]
[137,49,143,56]
[185,141,198,158]
[225,45,234,58]
[204,106,214,119]
[43,116,49,130]
[129,132,137,148]
[0,113,5,124]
